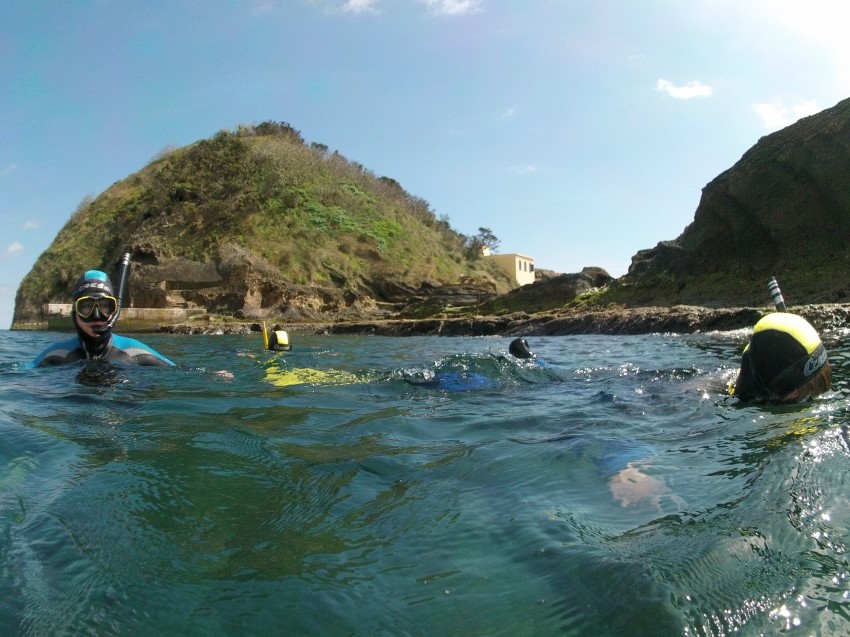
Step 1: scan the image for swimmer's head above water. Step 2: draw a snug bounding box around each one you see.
[731,312,831,403]
[509,337,534,359]
[71,269,118,356]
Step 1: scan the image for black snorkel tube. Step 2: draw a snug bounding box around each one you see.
[767,276,786,312]
[106,251,131,330]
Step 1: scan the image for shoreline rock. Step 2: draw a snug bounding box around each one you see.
[155,303,850,337]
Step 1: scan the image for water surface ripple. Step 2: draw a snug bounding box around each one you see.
[2,329,850,635]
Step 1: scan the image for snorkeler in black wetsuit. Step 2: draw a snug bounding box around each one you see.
[730,279,830,403]
[509,337,534,359]
[730,311,830,403]
[30,269,174,368]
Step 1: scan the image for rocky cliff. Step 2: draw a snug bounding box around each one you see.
[615,96,850,307]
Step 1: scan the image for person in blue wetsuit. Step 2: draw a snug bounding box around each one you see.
[30,269,175,368]
[408,369,501,391]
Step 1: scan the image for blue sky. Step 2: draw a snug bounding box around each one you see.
[2,0,849,329]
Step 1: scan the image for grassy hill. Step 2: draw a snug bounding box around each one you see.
[14,122,512,323]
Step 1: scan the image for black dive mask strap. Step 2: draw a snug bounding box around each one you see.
[764,343,827,399]
[740,348,785,402]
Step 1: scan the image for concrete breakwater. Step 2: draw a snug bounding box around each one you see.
[20,305,208,332]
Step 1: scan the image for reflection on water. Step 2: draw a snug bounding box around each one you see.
[1,329,850,635]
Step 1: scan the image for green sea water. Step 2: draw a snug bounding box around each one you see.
[2,328,850,636]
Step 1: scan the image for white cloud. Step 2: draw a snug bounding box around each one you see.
[509,164,537,174]
[5,242,23,257]
[502,107,516,119]
[422,0,482,16]
[23,220,40,229]
[0,164,19,176]
[655,79,713,99]
[753,99,820,130]
[341,0,380,13]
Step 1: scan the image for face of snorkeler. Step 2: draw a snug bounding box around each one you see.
[73,298,114,342]
[76,316,110,340]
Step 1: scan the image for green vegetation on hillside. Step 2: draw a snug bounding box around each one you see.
[15,122,510,320]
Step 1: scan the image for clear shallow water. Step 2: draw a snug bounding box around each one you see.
[2,328,850,636]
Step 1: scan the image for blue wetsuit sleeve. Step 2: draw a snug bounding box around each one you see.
[29,336,82,368]
[418,371,500,391]
[111,335,176,367]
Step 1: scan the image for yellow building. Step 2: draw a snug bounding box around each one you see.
[482,248,535,286]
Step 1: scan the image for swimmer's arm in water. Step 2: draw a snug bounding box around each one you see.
[608,463,668,508]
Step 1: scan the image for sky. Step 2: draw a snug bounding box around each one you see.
[2,0,850,329]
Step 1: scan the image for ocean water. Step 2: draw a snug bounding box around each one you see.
[2,327,850,636]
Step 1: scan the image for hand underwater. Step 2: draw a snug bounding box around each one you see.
[608,464,670,510]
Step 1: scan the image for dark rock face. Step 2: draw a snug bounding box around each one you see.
[624,96,850,306]
[487,267,613,311]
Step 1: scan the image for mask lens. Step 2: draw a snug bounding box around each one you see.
[76,297,96,318]
[75,296,117,320]
[98,296,117,316]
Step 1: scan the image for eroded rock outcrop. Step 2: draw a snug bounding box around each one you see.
[622,96,850,307]
[480,267,613,314]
